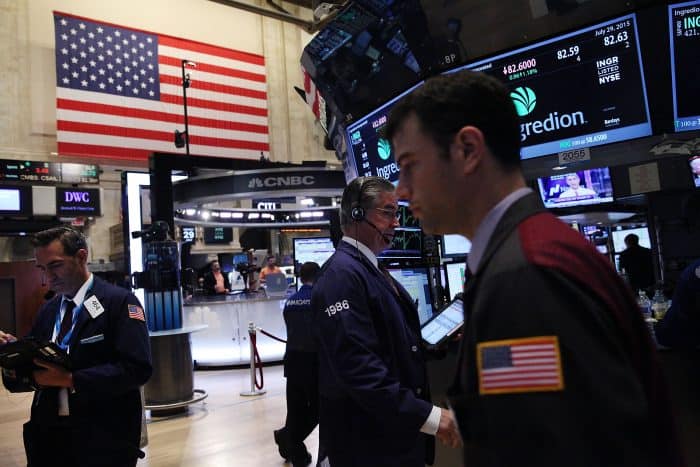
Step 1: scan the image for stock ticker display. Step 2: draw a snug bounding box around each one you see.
[669,1,700,132]
[454,13,652,159]
[346,83,421,184]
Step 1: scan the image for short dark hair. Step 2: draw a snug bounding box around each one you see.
[624,234,639,246]
[299,261,321,283]
[31,226,87,256]
[340,176,395,226]
[385,70,522,170]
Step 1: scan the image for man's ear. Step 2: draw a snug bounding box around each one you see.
[75,248,89,264]
[451,126,485,175]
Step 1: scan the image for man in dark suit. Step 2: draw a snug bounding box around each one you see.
[274,261,321,467]
[620,233,655,293]
[386,70,683,467]
[1,226,152,467]
[311,176,460,467]
[202,260,230,295]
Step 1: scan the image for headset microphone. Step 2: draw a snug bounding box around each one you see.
[364,218,393,245]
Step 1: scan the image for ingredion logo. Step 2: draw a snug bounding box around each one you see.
[248,175,315,189]
[510,87,537,116]
[512,86,587,142]
[377,138,392,160]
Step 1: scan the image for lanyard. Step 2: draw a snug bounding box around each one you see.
[54,300,82,351]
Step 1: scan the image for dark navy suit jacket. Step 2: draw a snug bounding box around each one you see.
[3,276,152,463]
[311,241,433,467]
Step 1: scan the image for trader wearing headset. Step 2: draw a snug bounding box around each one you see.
[310,176,460,467]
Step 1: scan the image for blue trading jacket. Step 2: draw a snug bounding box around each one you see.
[3,276,152,459]
[311,241,433,467]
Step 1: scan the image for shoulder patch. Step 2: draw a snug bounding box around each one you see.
[477,336,564,395]
[128,304,146,322]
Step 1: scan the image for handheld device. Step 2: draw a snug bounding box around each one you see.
[420,298,464,347]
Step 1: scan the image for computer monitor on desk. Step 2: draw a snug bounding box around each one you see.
[264,272,288,298]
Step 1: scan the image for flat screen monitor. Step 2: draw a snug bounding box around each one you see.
[233,253,249,266]
[447,13,651,159]
[669,1,700,132]
[345,83,422,183]
[689,156,700,188]
[0,186,31,216]
[445,262,467,300]
[442,234,472,257]
[203,227,232,244]
[293,237,335,272]
[538,167,614,209]
[387,267,434,325]
[217,253,235,274]
[611,226,651,252]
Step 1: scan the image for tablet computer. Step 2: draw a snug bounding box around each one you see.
[0,337,71,371]
[420,298,464,347]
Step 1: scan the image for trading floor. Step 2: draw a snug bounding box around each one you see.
[0,365,318,467]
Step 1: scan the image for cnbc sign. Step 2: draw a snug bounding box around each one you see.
[511,86,586,142]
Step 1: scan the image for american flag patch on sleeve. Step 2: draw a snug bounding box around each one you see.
[128,304,146,322]
[477,336,564,395]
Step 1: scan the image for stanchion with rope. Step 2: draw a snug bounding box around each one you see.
[239,322,288,396]
[240,321,266,396]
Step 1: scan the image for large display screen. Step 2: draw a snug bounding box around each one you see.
[669,1,700,132]
[345,83,422,184]
[445,262,467,300]
[293,237,335,272]
[442,234,472,257]
[450,13,651,159]
[537,167,614,209]
[387,267,434,325]
[378,201,422,259]
[611,226,651,252]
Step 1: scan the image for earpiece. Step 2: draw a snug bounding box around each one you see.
[349,178,367,222]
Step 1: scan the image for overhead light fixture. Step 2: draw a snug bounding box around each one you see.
[185,208,196,216]
[300,198,315,206]
[220,212,232,219]
[552,166,568,171]
[232,212,244,219]
[201,210,210,220]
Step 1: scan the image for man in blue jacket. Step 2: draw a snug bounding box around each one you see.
[311,176,460,467]
[1,226,152,467]
[274,261,321,467]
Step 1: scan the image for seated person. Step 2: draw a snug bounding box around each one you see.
[202,260,230,295]
[558,172,597,198]
[259,255,282,284]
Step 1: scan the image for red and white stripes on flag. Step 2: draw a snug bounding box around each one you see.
[54,12,269,161]
[477,336,564,395]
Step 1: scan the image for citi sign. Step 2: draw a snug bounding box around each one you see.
[511,87,586,142]
[64,191,91,203]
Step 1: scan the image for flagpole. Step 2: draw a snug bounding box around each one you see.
[181,60,193,156]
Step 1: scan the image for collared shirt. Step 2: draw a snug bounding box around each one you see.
[340,235,441,435]
[52,273,94,343]
[467,188,533,274]
[53,273,93,416]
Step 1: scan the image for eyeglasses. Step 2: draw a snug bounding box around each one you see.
[372,207,401,221]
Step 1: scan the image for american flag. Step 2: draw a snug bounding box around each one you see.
[128,304,146,322]
[478,336,564,395]
[53,12,269,161]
